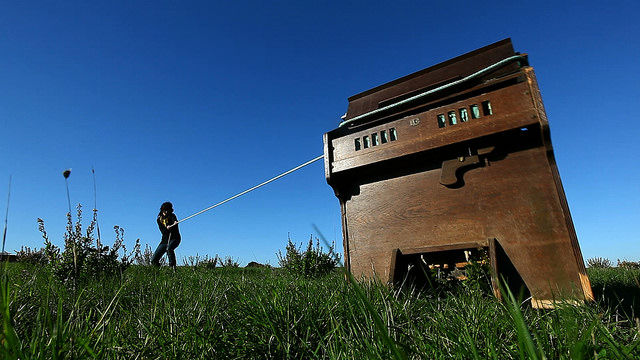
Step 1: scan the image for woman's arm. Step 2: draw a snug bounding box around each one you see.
[166,214,179,229]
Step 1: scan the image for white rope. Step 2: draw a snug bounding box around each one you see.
[175,57,526,224]
[176,154,324,224]
[339,55,527,127]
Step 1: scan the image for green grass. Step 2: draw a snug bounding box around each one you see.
[588,267,640,314]
[1,263,639,359]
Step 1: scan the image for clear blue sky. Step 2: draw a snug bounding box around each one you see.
[1,0,638,266]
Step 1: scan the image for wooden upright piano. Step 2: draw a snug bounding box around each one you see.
[323,39,593,307]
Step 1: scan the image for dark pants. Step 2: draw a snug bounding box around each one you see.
[152,238,181,267]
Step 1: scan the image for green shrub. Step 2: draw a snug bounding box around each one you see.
[219,255,239,268]
[14,246,48,265]
[617,259,640,269]
[183,254,219,269]
[135,243,157,266]
[182,254,241,269]
[586,257,613,268]
[277,235,340,277]
[37,204,138,286]
[198,256,219,269]
[460,249,493,294]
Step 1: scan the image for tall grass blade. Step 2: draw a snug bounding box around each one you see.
[313,224,407,360]
[499,276,545,360]
[596,320,638,359]
[92,168,101,245]
[0,271,23,359]
[1,175,10,254]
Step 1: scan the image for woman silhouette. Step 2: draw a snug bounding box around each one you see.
[152,201,181,268]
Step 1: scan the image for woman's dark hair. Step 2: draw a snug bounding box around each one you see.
[159,202,173,216]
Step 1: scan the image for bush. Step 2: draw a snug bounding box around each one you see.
[182,254,241,269]
[183,254,218,269]
[586,257,613,268]
[277,235,340,277]
[616,259,640,269]
[460,249,493,294]
[219,255,239,268]
[14,246,48,265]
[37,204,138,286]
[198,256,219,269]
[135,243,158,266]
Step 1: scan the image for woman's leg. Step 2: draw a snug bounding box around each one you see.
[151,242,167,266]
[166,239,181,267]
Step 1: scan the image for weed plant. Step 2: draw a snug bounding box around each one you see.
[14,246,47,265]
[617,260,640,270]
[183,253,219,268]
[277,235,340,277]
[37,204,139,287]
[136,243,158,266]
[587,257,614,269]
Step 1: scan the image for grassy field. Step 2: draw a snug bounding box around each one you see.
[1,263,639,359]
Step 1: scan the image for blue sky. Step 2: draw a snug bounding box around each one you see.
[1,0,638,266]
